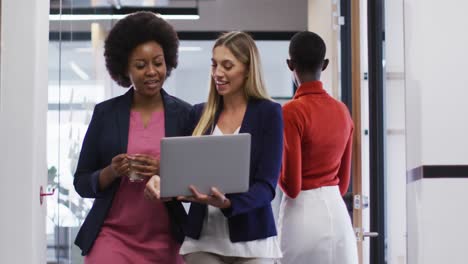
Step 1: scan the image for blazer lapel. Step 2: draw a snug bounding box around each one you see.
[162,89,178,137]
[239,99,254,134]
[116,89,132,153]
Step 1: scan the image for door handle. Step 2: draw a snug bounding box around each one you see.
[355,228,379,241]
[363,232,379,238]
[39,186,55,205]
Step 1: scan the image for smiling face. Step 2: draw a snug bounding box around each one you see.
[211,45,248,97]
[127,41,167,98]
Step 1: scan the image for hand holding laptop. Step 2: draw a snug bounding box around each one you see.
[144,175,229,207]
[177,185,231,209]
[143,175,172,202]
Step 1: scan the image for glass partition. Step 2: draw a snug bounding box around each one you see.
[48,1,115,262]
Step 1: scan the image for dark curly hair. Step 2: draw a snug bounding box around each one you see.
[104,11,179,87]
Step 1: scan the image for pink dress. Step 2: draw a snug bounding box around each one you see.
[85,111,184,264]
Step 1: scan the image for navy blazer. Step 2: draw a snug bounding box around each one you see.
[73,88,191,256]
[184,98,284,242]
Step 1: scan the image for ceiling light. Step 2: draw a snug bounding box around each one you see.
[179,46,202,52]
[49,7,199,21]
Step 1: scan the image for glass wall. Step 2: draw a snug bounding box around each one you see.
[47,39,111,263]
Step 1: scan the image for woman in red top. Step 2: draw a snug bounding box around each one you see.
[278,31,358,264]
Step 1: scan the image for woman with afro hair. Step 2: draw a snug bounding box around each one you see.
[73,11,190,263]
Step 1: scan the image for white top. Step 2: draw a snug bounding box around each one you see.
[179,125,282,258]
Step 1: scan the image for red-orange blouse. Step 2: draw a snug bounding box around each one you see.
[280,81,354,198]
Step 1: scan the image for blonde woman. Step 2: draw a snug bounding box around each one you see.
[181,31,283,264]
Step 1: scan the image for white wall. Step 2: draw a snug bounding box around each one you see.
[407,179,468,264]
[404,1,468,263]
[307,0,336,95]
[404,0,468,168]
[0,0,49,263]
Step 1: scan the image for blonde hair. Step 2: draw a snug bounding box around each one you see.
[192,31,271,136]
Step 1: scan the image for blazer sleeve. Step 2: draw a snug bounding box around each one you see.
[73,104,108,198]
[337,125,354,195]
[222,103,284,217]
[279,104,303,198]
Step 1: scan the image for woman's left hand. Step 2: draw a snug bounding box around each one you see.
[178,186,231,209]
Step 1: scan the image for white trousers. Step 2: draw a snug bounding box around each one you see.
[277,186,358,264]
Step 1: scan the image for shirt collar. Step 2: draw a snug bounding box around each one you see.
[293,81,326,99]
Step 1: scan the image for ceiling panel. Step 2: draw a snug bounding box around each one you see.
[50,0,181,8]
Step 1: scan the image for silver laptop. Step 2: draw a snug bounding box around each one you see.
[160,133,251,198]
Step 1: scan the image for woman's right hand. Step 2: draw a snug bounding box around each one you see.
[109,153,130,179]
[98,154,129,191]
